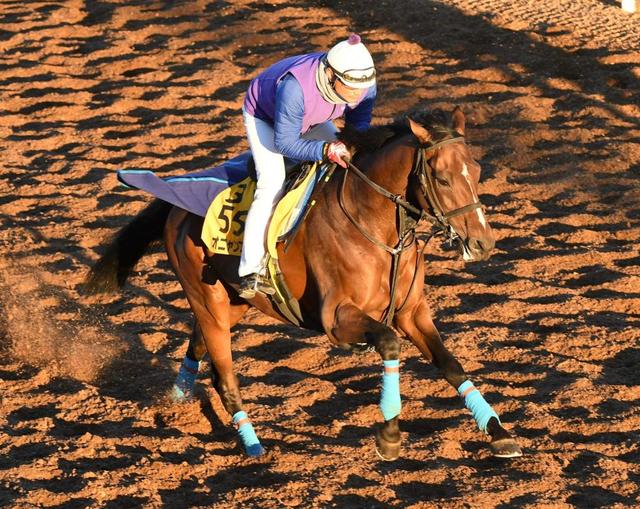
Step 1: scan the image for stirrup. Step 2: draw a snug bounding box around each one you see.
[238,274,275,299]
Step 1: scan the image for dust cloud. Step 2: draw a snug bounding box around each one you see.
[0,265,124,383]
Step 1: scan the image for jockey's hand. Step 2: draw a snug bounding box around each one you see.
[324,141,351,168]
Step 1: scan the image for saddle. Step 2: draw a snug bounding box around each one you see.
[200,158,333,324]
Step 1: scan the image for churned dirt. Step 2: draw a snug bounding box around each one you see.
[1,1,639,508]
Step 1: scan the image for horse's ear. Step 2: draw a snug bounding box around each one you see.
[407,117,432,144]
[451,106,465,136]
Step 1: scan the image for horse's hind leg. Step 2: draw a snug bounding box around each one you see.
[165,210,262,456]
[330,303,403,461]
[171,320,208,401]
[182,283,264,456]
[172,302,248,401]
[396,299,522,458]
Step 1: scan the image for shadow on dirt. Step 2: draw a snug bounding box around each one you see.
[2,1,639,507]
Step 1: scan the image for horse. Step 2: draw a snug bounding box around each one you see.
[85,107,522,460]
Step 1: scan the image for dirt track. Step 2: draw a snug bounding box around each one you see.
[1,1,639,508]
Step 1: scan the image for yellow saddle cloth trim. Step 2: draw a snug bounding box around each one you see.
[263,163,318,326]
[266,162,318,260]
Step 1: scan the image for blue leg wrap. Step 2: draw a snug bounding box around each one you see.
[380,360,401,421]
[458,380,500,434]
[233,411,265,457]
[171,356,200,401]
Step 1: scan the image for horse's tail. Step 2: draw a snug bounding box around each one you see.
[83,199,173,294]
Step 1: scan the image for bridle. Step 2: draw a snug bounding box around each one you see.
[414,136,483,234]
[340,134,483,247]
[338,133,484,325]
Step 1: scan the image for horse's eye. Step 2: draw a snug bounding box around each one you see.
[436,176,450,187]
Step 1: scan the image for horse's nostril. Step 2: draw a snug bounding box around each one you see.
[470,237,495,253]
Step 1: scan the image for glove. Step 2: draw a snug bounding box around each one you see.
[324,141,351,168]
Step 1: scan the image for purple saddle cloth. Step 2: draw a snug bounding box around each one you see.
[117,152,253,217]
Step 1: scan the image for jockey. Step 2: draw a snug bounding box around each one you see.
[239,33,377,298]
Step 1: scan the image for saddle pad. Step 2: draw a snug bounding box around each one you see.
[267,162,319,260]
[201,176,256,256]
[200,162,321,257]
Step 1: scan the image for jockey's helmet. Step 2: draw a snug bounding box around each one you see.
[326,34,376,89]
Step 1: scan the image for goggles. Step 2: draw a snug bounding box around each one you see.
[330,65,376,88]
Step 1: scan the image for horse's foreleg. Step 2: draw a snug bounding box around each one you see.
[396,299,522,458]
[331,303,402,461]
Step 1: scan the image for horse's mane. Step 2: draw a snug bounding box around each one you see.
[338,109,454,155]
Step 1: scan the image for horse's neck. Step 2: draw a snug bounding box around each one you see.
[336,137,415,241]
[355,137,415,206]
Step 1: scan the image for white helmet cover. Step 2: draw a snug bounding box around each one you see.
[326,34,376,89]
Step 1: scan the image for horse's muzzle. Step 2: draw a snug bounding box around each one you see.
[463,236,495,261]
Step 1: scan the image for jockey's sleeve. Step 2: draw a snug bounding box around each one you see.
[345,84,376,131]
[273,75,326,162]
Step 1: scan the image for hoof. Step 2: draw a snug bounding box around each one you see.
[337,342,375,354]
[375,429,401,461]
[351,342,376,354]
[490,438,522,458]
[246,443,266,457]
[169,384,192,403]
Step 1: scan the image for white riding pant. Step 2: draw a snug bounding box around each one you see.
[239,108,337,277]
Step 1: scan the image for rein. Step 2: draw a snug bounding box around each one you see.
[338,134,482,326]
[340,161,418,257]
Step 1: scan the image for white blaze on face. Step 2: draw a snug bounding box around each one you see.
[461,162,486,228]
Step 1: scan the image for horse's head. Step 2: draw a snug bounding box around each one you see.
[407,108,495,261]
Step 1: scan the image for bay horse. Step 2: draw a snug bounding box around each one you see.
[85,107,522,460]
